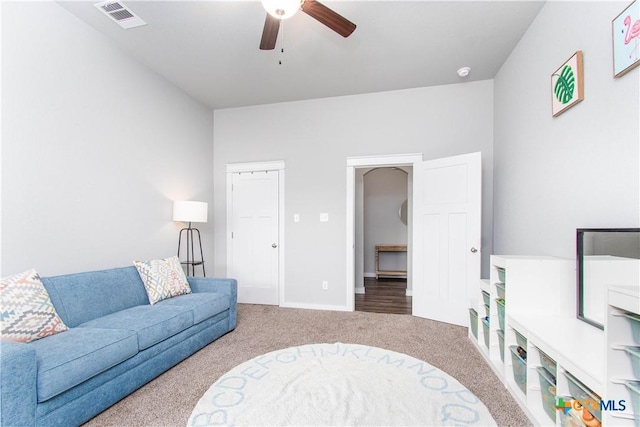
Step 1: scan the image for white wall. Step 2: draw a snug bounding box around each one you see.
[493,1,640,258]
[213,80,495,308]
[1,2,214,276]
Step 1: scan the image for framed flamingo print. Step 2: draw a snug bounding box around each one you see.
[551,51,584,117]
[613,0,640,78]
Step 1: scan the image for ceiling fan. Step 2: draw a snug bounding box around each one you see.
[259,0,356,50]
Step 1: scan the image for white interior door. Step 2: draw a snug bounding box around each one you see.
[229,170,279,305]
[412,152,481,326]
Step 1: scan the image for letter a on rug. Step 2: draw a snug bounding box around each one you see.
[188,343,497,426]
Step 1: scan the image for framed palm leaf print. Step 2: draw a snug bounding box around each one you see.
[551,51,584,117]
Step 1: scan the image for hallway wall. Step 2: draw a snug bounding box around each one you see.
[363,168,408,277]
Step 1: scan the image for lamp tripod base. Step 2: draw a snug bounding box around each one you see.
[177,223,205,277]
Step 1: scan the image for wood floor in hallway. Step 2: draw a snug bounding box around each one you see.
[355,277,412,315]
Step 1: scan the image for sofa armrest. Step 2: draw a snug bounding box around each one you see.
[0,340,38,426]
[187,277,238,330]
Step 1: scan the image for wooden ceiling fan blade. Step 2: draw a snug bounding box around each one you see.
[260,13,280,50]
[301,0,356,38]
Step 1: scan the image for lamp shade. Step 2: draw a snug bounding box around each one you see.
[173,201,208,223]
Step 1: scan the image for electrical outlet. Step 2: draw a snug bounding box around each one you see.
[322,281,328,290]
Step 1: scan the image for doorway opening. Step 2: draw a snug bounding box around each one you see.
[345,153,422,314]
[355,167,411,314]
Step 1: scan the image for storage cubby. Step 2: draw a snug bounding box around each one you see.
[537,365,557,423]
[508,344,527,395]
[469,279,491,359]
[468,308,478,340]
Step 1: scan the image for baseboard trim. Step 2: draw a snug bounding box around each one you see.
[364,272,409,279]
[280,301,351,312]
[355,286,365,294]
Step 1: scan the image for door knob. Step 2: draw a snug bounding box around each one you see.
[272,243,278,248]
[470,247,478,253]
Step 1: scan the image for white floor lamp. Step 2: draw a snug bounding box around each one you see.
[173,200,208,277]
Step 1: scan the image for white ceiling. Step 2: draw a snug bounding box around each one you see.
[58,0,545,109]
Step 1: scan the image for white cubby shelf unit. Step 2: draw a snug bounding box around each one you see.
[470,255,640,426]
[469,255,618,426]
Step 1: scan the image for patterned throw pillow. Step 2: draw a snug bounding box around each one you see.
[1,269,69,343]
[133,256,191,304]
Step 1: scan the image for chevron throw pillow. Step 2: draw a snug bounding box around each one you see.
[1,269,69,343]
[134,256,191,304]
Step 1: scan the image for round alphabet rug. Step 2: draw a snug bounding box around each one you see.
[188,343,496,426]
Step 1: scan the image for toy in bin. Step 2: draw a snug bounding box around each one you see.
[573,401,601,427]
[562,409,582,427]
[561,407,595,427]
[557,397,602,427]
[581,409,600,427]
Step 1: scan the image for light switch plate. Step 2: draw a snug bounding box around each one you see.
[294,214,300,222]
[320,213,329,222]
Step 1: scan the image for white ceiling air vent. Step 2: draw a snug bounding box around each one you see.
[94,1,147,29]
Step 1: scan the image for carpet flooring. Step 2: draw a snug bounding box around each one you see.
[83,304,531,427]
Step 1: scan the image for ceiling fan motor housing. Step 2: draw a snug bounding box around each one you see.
[261,0,302,20]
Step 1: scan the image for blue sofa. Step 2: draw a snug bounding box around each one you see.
[0,266,237,427]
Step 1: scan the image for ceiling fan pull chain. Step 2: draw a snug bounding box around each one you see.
[279,20,285,65]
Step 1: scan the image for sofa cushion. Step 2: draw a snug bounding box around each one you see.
[156,292,230,324]
[30,327,138,402]
[78,305,193,350]
[133,256,191,304]
[1,269,68,343]
[41,267,150,328]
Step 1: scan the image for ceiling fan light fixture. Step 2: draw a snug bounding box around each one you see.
[261,0,302,20]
